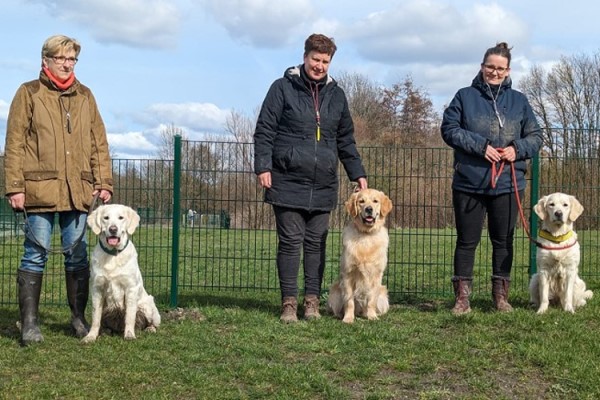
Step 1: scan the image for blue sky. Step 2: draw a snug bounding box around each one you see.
[1,0,599,159]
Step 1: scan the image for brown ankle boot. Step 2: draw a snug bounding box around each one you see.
[280,297,298,323]
[303,294,321,320]
[451,277,472,315]
[491,276,513,312]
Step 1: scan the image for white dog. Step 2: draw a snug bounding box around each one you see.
[529,193,593,314]
[82,204,161,343]
[327,189,393,323]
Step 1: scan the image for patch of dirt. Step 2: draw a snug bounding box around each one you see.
[163,307,205,323]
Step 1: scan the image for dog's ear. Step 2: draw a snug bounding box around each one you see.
[533,196,548,221]
[87,207,103,235]
[380,193,393,217]
[569,196,584,222]
[345,192,359,217]
[125,206,141,235]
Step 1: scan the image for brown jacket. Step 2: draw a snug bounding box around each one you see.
[4,71,113,212]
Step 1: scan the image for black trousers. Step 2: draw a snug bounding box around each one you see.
[452,189,522,278]
[273,206,330,299]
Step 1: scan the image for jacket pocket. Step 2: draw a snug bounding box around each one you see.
[80,171,94,208]
[24,171,59,207]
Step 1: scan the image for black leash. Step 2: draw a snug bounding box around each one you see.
[17,193,101,255]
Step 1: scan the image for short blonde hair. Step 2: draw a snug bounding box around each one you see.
[41,35,81,58]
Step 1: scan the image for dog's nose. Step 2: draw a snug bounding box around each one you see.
[554,210,563,219]
[108,225,118,235]
[365,206,373,215]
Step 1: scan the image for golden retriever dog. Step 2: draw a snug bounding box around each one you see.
[327,189,393,323]
[529,193,593,314]
[82,205,161,343]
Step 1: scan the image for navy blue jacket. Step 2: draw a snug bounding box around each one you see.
[441,72,542,194]
[254,66,366,211]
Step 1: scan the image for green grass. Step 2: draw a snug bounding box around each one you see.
[2,290,600,399]
[3,225,600,307]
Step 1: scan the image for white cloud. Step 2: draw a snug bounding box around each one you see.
[341,1,528,65]
[107,131,156,155]
[29,0,182,49]
[145,102,229,132]
[201,0,315,47]
[0,99,8,121]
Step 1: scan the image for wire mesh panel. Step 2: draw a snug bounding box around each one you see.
[1,136,600,306]
[0,158,175,306]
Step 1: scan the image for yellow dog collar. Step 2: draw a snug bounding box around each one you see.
[538,229,574,243]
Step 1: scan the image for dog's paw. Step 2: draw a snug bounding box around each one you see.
[81,334,97,344]
[342,315,355,324]
[564,304,575,313]
[145,325,157,333]
[536,304,549,314]
[366,313,379,321]
[124,330,137,340]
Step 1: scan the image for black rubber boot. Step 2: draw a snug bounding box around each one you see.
[65,268,90,338]
[17,270,44,346]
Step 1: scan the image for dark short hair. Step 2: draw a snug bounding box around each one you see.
[482,42,512,66]
[304,34,337,57]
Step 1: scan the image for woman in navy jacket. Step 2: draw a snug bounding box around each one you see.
[441,42,542,314]
[254,34,367,322]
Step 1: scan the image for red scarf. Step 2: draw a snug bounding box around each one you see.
[42,66,75,90]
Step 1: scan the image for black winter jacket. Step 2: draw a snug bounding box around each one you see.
[441,72,542,194]
[254,65,366,211]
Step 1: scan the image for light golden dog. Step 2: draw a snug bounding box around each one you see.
[327,189,393,323]
[529,192,593,314]
[82,205,161,343]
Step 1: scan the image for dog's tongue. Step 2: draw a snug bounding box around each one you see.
[107,237,120,246]
[365,216,375,224]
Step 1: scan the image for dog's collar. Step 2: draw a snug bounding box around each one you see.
[538,229,574,243]
[99,239,129,255]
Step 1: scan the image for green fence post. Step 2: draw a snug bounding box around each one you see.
[528,154,540,276]
[170,135,182,307]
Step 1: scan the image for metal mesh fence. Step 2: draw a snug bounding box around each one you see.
[1,138,599,306]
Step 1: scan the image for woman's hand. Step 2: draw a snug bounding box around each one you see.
[7,193,25,210]
[485,145,516,163]
[93,189,112,204]
[484,145,503,163]
[499,145,516,162]
[257,171,272,189]
[355,177,368,191]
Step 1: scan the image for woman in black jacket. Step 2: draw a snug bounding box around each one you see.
[254,33,367,322]
[441,42,542,315]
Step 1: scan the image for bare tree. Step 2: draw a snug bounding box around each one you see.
[381,75,440,147]
[336,71,393,144]
[155,124,188,160]
[520,53,600,158]
[221,108,267,229]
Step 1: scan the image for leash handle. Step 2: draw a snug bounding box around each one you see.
[491,160,505,189]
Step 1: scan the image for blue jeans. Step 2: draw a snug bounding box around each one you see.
[273,206,330,299]
[20,211,89,273]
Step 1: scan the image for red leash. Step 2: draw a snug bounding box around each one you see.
[491,160,577,251]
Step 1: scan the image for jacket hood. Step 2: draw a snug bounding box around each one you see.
[471,71,512,95]
[284,65,335,86]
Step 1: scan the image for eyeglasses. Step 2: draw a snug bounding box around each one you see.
[49,56,78,65]
[483,64,508,74]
